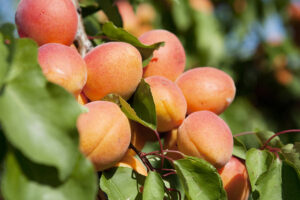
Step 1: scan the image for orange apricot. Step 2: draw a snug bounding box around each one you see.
[38,43,87,96]
[77,101,131,171]
[115,150,148,176]
[15,0,78,46]
[77,92,89,105]
[177,111,233,168]
[218,157,250,200]
[163,129,183,160]
[139,30,186,81]
[145,76,187,132]
[176,67,236,115]
[83,42,143,101]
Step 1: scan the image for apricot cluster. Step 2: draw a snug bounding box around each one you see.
[16,0,249,198]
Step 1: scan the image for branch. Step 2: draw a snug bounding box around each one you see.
[72,0,93,57]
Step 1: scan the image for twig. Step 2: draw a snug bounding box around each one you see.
[261,129,300,149]
[71,0,93,56]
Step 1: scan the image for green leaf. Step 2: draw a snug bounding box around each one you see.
[143,171,165,200]
[100,167,145,200]
[246,149,282,200]
[233,137,247,159]
[0,34,8,88]
[281,143,300,174]
[174,156,227,200]
[80,0,122,27]
[171,0,192,32]
[101,22,164,63]
[130,79,157,130]
[282,161,300,200]
[103,92,156,130]
[1,150,97,200]
[0,39,82,180]
[255,130,283,148]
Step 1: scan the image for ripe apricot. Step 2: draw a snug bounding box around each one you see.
[218,157,250,200]
[38,43,87,96]
[77,92,89,105]
[115,150,148,176]
[130,122,157,155]
[145,76,187,132]
[116,0,139,36]
[163,129,183,160]
[15,0,78,46]
[83,42,143,101]
[77,101,131,171]
[177,111,233,168]
[139,30,186,81]
[176,67,236,115]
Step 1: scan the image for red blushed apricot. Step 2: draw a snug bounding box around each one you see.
[77,101,131,171]
[145,76,187,132]
[115,150,148,176]
[163,129,183,160]
[15,0,78,46]
[218,157,250,200]
[176,67,236,115]
[139,30,186,81]
[38,43,87,96]
[177,111,233,168]
[83,42,143,101]
[116,0,139,36]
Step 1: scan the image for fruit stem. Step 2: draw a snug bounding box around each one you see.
[129,143,155,172]
[154,130,165,168]
[261,129,300,149]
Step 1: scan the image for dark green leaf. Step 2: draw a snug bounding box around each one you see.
[0,34,8,88]
[101,22,164,62]
[0,127,6,165]
[100,167,145,200]
[281,143,300,174]
[130,79,157,130]
[282,161,300,200]
[174,156,226,200]
[233,137,247,159]
[80,0,122,27]
[103,92,156,130]
[143,171,165,200]
[255,130,283,148]
[1,150,97,200]
[0,39,82,180]
[246,149,282,200]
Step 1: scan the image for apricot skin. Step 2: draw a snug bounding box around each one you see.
[83,42,143,101]
[176,67,236,115]
[177,111,233,169]
[163,129,183,160]
[139,30,186,81]
[77,92,89,105]
[77,101,131,171]
[145,76,187,132]
[38,43,87,96]
[115,150,148,176]
[218,157,250,200]
[15,0,78,46]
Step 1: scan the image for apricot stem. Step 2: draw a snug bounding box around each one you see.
[167,188,182,200]
[261,129,300,149]
[154,130,165,168]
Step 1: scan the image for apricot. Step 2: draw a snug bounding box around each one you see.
[139,30,186,81]
[15,0,78,46]
[177,111,233,168]
[116,0,139,36]
[83,42,143,101]
[77,92,89,105]
[145,76,187,132]
[38,43,87,96]
[130,122,157,155]
[176,67,236,115]
[77,101,131,171]
[163,129,183,160]
[218,157,250,200]
[115,150,148,176]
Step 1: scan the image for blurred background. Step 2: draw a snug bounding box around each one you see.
[1,0,300,146]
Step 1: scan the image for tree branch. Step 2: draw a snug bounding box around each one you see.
[72,0,93,57]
